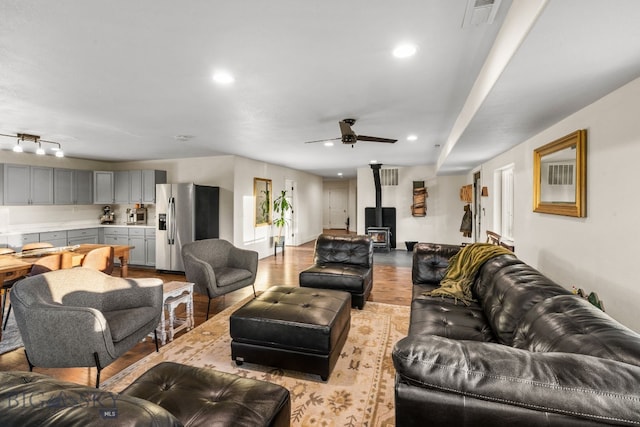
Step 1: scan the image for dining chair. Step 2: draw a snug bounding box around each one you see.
[80,246,114,275]
[21,242,54,252]
[3,253,63,330]
[0,247,16,255]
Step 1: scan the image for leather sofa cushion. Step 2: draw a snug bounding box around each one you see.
[412,243,461,285]
[514,295,640,366]
[393,334,640,426]
[299,264,370,292]
[473,255,573,346]
[122,362,291,427]
[230,286,351,354]
[410,283,496,341]
[313,234,373,267]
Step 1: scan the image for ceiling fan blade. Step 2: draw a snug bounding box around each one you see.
[304,137,341,144]
[356,135,397,143]
[339,120,356,138]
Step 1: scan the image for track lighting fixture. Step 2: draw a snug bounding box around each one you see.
[1,133,65,158]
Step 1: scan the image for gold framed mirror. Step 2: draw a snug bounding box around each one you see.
[533,129,586,217]
[254,177,272,227]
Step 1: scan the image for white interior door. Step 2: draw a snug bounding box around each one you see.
[284,179,297,246]
[328,189,348,229]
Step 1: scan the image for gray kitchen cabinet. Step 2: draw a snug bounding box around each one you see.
[94,171,114,204]
[114,171,130,204]
[129,170,143,203]
[40,230,68,247]
[103,227,128,264]
[130,170,167,204]
[54,168,74,204]
[144,228,156,266]
[74,170,93,205]
[67,228,99,245]
[128,227,145,265]
[142,170,166,204]
[7,233,39,251]
[4,164,54,205]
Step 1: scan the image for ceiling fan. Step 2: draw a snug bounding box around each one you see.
[304,118,397,146]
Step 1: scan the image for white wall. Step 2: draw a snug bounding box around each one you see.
[478,76,640,332]
[232,157,323,259]
[356,165,470,247]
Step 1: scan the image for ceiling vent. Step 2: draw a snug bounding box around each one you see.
[380,168,399,186]
[462,0,502,28]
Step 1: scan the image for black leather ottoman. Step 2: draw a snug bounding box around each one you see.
[122,362,291,427]
[230,286,351,381]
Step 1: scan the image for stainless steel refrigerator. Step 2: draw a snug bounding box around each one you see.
[155,183,219,272]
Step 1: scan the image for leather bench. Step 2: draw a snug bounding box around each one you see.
[122,362,291,426]
[230,286,351,381]
[0,361,291,426]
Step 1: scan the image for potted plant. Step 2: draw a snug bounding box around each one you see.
[272,189,293,246]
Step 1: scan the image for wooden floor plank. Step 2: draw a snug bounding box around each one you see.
[0,233,412,386]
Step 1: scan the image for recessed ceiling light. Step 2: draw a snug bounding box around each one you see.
[393,44,417,58]
[324,141,334,147]
[212,71,235,84]
[337,172,343,177]
[175,135,194,142]
[407,135,418,141]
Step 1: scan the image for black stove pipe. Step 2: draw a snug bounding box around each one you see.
[370,163,383,227]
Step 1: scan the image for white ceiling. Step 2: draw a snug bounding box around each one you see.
[1,0,640,178]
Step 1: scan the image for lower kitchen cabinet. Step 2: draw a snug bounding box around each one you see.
[67,228,99,245]
[39,231,68,248]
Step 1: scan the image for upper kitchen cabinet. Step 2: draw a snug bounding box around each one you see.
[141,170,166,203]
[129,170,167,204]
[54,169,93,205]
[94,171,114,204]
[114,170,130,204]
[4,164,54,205]
[94,169,166,205]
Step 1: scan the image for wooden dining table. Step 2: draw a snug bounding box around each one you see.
[0,243,134,285]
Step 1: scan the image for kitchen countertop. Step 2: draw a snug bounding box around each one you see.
[0,222,155,237]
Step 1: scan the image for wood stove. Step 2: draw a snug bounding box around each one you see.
[367,226,391,252]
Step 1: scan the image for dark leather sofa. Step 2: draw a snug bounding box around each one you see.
[299,234,373,309]
[393,243,640,426]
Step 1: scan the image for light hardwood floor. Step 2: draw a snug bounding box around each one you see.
[0,232,412,386]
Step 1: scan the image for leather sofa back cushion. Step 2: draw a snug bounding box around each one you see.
[412,243,461,285]
[474,256,573,346]
[314,234,373,267]
[513,295,640,366]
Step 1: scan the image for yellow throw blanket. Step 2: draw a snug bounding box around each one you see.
[424,243,513,305]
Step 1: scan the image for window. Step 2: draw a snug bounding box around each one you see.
[493,164,514,240]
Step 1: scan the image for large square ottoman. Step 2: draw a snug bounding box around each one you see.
[230,286,351,381]
[122,361,291,427]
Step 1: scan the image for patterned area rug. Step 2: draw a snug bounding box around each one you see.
[103,298,409,426]
[0,311,23,355]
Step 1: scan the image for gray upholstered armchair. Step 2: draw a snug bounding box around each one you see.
[11,267,163,387]
[182,239,258,319]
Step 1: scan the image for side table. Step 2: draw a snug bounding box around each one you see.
[157,281,195,345]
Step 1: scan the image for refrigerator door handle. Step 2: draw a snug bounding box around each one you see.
[168,196,176,245]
